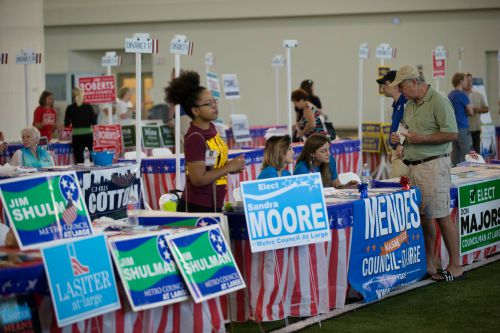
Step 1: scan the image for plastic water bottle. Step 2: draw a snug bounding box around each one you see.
[83,147,91,166]
[361,163,372,188]
[127,193,139,226]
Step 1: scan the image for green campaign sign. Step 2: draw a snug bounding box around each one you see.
[160,125,174,146]
[458,178,500,255]
[0,172,93,250]
[109,231,189,311]
[121,125,135,148]
[142,126,162,148]
[166,225,245,303]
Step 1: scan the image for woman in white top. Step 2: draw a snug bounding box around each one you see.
[116,87,133,124]
[10,127,55,168]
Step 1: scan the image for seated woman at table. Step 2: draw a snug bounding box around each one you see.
[291,89,327,142]
[294,134,357,189]
[165,70,246,213]
[258,135,294,179]
[10,127,54,168]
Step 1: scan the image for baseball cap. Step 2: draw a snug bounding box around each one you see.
[389,65,420,87]
[376,70,397,84]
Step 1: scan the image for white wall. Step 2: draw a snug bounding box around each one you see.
[0,0,45,141]
[44,7,500,130]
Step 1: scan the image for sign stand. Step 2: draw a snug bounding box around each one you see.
[357,43,369,174]
[205,52,215,74]
[125,33,159,162]
[101,51,121,124]
[305,245,322,327]
[433,46,447,93]
[458,47,464,72]
[170,35,193,190]
[373,43,395,180]
[272,55,286,125]
[16,48,42,127]
[283,40,298,139]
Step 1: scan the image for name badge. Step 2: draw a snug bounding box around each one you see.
[205,150,217,167]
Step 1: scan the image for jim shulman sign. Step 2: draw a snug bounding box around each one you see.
[458,179,500,255]
[240,173,330,253]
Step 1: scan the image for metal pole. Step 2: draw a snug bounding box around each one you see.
[357,57,364,172]
[275,66,280,125]
[24,64,30,127]
[135,53,142,162]
[286,47,292,138]
[379,59,385,123]
[175,54,181,190]
[106,65,113,124]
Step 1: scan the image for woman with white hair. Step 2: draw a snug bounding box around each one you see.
[10,127,55,168]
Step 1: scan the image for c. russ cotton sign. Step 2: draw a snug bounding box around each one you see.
[240,173,330,253]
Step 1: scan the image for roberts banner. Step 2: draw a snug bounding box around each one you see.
[0,172,93,250]
[41,234,121,327]
[240,173,330,253]
[348,189,426,302]
[82,163,141,220]
[458,178,500,255]
[166,224,245,303]
[108,231,189,312]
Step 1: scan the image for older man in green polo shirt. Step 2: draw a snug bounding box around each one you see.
[390,65,463,282]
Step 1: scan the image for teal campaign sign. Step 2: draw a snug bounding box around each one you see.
[0,172,93,250]
[166,225,245,303]
[240,173,330,252]
[41,234,120,327]
[109,231,189,311]
[348,189,426,302]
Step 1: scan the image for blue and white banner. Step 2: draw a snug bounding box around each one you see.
[41,234,120,327]
[348,189,426,302]
[240,173,330,253]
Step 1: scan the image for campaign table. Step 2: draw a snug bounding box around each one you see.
[372,163,500,267]
[0,142,73,166]
[139,139,360,210]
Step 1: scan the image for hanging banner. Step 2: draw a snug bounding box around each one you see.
[109,231,189,311]
[82,163,141,221]
[432,51,446,79]
[93,124,123,157]
[0,172,93,250]
[458,179,500,255]
[222,74,241,99]
[362,122,382,153]
[348,189,426,302]
[206,72,221,99]
[240,173,330,253]
[78,76,116,104]
[0,294,41,333]
[166,224,245,303]
[41,234,121,327]
[142,126,162,148]
[230,114,251,143]
[121,125,136,148]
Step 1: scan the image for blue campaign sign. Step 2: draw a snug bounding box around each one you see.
[240,173,330,253]
[41,234,120,327]
[348,188,426,302]
[108,231,190,312]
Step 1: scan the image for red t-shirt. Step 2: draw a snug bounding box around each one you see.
[182,122,228,210]
[33,106,57,140]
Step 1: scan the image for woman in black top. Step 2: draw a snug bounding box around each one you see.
[64,88,97,163]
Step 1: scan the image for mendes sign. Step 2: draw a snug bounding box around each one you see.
[240,173,330,253]
[41,234,120,327]
[0,172,93,250]
[166,225,245,303]
[109,231,189,311]
[348,189,426,302]
[458,179,500,255]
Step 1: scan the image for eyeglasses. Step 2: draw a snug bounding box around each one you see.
[196,99,218,108]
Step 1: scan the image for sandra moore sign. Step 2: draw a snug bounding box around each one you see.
[240,173,330,253]
[458,179,500,255]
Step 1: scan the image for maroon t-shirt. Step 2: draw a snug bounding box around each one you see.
[182,122,228,210]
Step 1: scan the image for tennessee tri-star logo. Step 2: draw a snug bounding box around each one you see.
[157,234,172,263]
[209,229,226,255]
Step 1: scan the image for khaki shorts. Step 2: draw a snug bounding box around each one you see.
[408,156,451,219]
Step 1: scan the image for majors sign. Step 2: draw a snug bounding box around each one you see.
[458,179,500,255]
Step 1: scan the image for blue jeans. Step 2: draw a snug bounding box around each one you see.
[451,127,471,166]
